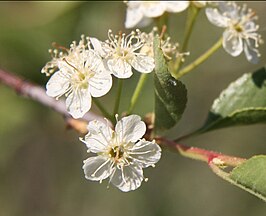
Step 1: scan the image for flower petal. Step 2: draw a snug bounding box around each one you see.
[85,120,113,153]
[128,139,161,168]
[143,2,165,18]
[107,58,133,79]
[46,70,70,98]
[165,1,189,13]
[89,38,106,57]
[205,8,228,28]
[89,73,112,97]
[66,88,92,119]
[135,17,153,28]
[125,2,144,28]
[218,2,238,20]
[130,55,155,73]
[243,39,260,64]
[115,115,146,143]
[85,50,106,72]
[223,30,243,56]
[83,156,112,181]
[243,21,258,33]
[110,164,143,192]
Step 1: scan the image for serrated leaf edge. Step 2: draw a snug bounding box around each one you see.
[229,155,266,202]
[210,161,266,202]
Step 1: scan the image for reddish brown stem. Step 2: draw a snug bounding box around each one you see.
[156,137,246,167]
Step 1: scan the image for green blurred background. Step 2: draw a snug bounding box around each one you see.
[0,2,266,216]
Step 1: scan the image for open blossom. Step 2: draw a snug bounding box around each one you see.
[140,27,189,61]
[91,29,155,79]
[44,36,112,119]
[206,2,262,63]
[81,115,161,192]
[125,1,208,28]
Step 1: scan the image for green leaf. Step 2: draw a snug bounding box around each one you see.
[229,155,266,201]
[153,36,187,133]
[200,65,266,132]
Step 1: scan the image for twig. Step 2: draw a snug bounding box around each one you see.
[156,137,246,166]
[0,68,109,134]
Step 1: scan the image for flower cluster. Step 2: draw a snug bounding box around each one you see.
[81,115,161,192]
[206,2,262,63]
[42,30,163,191]
[42,30,156,118]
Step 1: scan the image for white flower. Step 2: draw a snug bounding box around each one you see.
[125,1,209,29]
[125,1,190,28]
[91,30,155,79]
[206,2,262,63]
[45,35,112,119]
[140,27,189,61]
[81,115,161,192]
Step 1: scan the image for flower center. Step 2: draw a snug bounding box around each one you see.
[234,23,243,33]
[109,146,125,160]
[115,35,132,60]
[64,58,95,89]
[118,48,129,57]
[78,72,86,81]
[72,70,90,88]
[115,48,133,61]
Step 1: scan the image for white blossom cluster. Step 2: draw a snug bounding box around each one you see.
[42,30,156,118]
[42,30,164,191]
[42,28,181,119]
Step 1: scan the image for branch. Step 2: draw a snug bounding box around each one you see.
[0,68,108,134]
[156,137,246,167]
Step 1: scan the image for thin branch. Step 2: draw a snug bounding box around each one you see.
[0,68,109,134]
[156,137,246,166]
